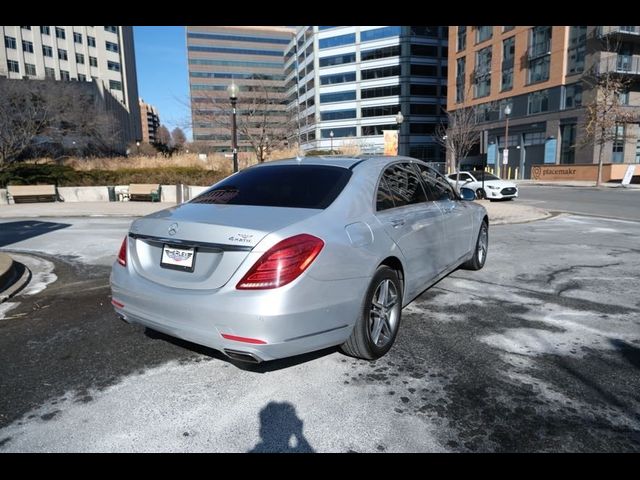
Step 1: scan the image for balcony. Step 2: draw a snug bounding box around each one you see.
[598,26,640,42]
[599,54,640,76]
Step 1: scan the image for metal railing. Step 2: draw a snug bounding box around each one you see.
[598,55,640,75]
[598,26,640,37]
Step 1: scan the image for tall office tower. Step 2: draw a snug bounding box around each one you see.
[0,25,142,149]
[285,26,449,165]
[448,26,640,178]
[139,98,160,144]
[187,26,295,151]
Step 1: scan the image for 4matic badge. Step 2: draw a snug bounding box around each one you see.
[228,233,253,243]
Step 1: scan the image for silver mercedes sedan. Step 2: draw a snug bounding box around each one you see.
[110,156,488,363]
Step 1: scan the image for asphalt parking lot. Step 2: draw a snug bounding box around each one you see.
[0,212,639,452]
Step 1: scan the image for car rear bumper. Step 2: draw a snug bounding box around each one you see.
[110,264,366,361]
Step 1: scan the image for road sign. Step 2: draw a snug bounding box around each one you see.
[622,165,635,186]
[502,149,509,165]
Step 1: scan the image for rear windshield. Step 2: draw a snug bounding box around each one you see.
[191,164,352,209]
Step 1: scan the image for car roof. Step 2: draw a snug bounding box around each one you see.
[250,155,428,170]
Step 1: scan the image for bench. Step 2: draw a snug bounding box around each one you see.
[7,185,57,204]
[127,184,161,202]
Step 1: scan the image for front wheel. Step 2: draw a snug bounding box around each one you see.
[461,220,488,270]
[475,188,486,200]
[340,266,402,360]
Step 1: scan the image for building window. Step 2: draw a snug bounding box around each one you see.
[319,91,356,103]
[527,26,551,84]
[361,45,400,62]
[320,71,356,85]
[87,36,96,47]
[409,123,437,134]
[320,109,357,121]
[636,136,640,163]
[319,52,355,67]
[567,26,587,75]
[360,26,401,42]
[109,80,122,91]
[560,124,577,164]
[321,127,356,138]
[73,32,82,44]
[410,26,442,38]
[105,41,119,53]
[523,132,545,145]
[410,64,438,77]
[362,104,400,118]
[457,26,466,51]
[563,83,583,109]
[527,89,550,115]
[55,27,66,39]
[21,26,31,30]
[89,56,98,67]
[411,44,438,57]
[104,26,118,33]
[501,36,515,91]
[503,26,515,32]
[78,73,87,81]
[476,26,492,43]
[7,60,20,73]
[619,89,630,105]
[60,70,70,81]
[76,53,85,64]
[58,49,68,61]
[44,67,55,79]
[362,124,397,136]
[25,63,36,76]
[474,46,492,98]
[361,85,400,99]
[456,56,465,103]
[318,33,355,50]
[22,40,34,53]
[42,45,53,57]
[4,36,16,49]
[107,61,120,71]
[411,84,438,96]
[410,104,438,115]
[612,125,625,163]
[40,26,50,35]
[361,65,400,80]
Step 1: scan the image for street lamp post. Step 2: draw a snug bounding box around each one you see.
[395,111,404,156]
[329,130,334,153]
[502,105,512,179]
[227,81,239,173]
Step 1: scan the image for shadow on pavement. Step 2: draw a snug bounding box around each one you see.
[610,338,640,370]
[248,401,314,453]
[0,220,71,248]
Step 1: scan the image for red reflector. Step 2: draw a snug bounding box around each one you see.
[236,234,324,290]
[117,236,127,266]
[221,333,267,345]
[111,299,124,308]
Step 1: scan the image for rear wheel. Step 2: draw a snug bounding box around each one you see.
[475,188,486,200]
[341,266,402,360]
[462,220,488,270]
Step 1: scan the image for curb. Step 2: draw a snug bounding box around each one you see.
[0,254,32,304]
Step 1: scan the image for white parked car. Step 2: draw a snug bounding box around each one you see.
[446,171,518,201]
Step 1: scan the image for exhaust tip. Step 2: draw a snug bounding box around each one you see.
[224,349,262,364]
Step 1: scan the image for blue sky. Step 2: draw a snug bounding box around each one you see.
[133,26,192,140]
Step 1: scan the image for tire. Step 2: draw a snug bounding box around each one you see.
[341,266,403,360]
[461,220,488,271]
[475,188,486,200]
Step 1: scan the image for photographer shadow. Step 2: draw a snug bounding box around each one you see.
[249,401,314,453]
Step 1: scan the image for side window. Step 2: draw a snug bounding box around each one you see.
[376,177,395,211]
[414,163,457,201]
[380,163,428,209]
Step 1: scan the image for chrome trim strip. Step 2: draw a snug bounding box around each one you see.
[128,232,253,252]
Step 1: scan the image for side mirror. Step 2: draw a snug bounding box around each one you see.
[460,187,475,201]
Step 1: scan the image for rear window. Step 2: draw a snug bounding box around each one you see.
[191,164,352,209]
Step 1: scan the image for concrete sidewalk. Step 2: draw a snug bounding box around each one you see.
[515,180,640,189]
[0,199,550,225]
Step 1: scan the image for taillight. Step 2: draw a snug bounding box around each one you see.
[236,234,324,290]
[117,236,127,266]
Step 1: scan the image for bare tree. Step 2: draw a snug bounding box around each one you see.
[582,33,636,186]
[171,127,187,150]
[192,82,293,163]
[0,78,119,163]
[156,125,172,147]
[435,101,483,192]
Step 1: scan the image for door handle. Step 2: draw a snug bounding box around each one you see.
[390,218,405,227]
